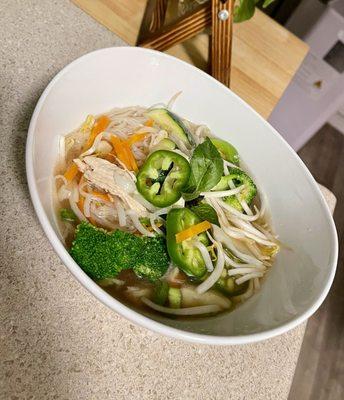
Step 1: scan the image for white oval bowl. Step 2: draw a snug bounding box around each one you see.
[26,47,338,345]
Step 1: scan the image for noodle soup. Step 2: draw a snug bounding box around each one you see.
[54,96,279,317]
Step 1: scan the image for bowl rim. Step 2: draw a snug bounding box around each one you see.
[26,46,338,345]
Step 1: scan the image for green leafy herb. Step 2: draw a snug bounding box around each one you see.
[234,0,256,23]
[234,0,276,23]
[60,208,77,222]
[190,203,219,226]
[183,138,223,201]
[262,0,275,7]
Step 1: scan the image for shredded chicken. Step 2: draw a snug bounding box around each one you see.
[74,156,147,215]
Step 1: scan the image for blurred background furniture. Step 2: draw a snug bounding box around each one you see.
[72,0,308,119]
[269,0,344,150]
[136,0,234,87]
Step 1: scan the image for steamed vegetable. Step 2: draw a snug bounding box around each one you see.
[210,138,239,165]
[150,138,176,152]
[136,150,190,207]
[183,138,223,201]
[212,168,257,211]
[189,203,219,226]
[166,208,209,278]
[110,135,138,172]
[60,208,77,222]
[180,286,231,310]
[168,287,182,308]
[216,276,248,296]
[146,108,194,146]
[153,281,169,305]
[70,222,169,281]
[175,220,212,244]
[133,236,170,282]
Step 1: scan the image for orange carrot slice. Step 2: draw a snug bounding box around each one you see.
[127,133,148,146]
[175,221,212,244]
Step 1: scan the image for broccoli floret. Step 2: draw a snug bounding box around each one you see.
[70,222,123,280]
[212,168,257,211]
[226,168,256,211]
[70,221,169,282]
[134,236,170,282]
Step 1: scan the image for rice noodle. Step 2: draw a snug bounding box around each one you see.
[83,195,92,217]
[167,91,182,109]
[196,241,225,294]
[223,253,243,268]
[228,179,253,216]
[216,199,260,221]
[54,174,68,186]
[227,266,265,276]
[228,227,277,247]
[149,215,164,236]
[234,279,254,302]
[69,184,87,221]
[240,199,253,216]
[116,202,126,227]
[169,132,191,154]
[223,159,242,170]
[201,185,244,198]
[142,297,221,315]
[212,225,263,266]
[57,184,71,202]
[252,222,276,241]
[90,211,118,230]
[80,132,104,158]
[127,210,155,237]
[172,149,190,160]
[235,272,264,285]
[193,240,214,272]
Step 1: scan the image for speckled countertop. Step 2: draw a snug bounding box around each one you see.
[0,1,336,399]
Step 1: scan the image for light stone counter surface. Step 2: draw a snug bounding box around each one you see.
[0,1,334,399]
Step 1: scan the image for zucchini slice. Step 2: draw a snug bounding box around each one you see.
[168,287,182,309]
[147,108,194,146]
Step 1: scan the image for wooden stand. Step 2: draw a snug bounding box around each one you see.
[137,0,234,87]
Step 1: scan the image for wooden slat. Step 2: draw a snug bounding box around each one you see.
[211,0,234,87]
[71,0,309,119]
[139,4,211,51]
[137,0,168,44]
[150,0,168,33]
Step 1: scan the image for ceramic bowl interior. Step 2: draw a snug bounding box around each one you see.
[26,47,338,344]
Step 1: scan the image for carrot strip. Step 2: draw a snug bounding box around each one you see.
[144,119,154,127]
[63,162,79,181]
[63,115,110,182]
[78,196,85,213]
[127,133,148,146]
[83,115,110,151]
[175,221,212,244]
[110,135,132,170]
[123,141,138,172]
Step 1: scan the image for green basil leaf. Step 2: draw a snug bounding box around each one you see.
[182,191,201,202]
[184,138,223,198]
[234,0,256,23]
[190,203,219,226]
